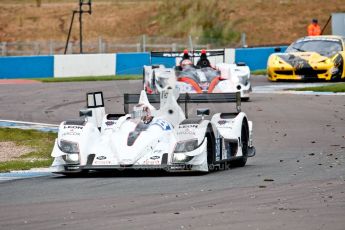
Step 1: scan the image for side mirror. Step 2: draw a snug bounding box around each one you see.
[197,108,210,119]
[274,47,281,52]
[87,92,104,108]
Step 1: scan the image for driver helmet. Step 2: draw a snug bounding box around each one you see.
[181,59,193,68]
[156,75,170,89]
[132,103,152,123]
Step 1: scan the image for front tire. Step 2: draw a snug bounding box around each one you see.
[331,54,344,82]
[206,127,216,172]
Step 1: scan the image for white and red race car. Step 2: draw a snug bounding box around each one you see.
[143,49,252,101]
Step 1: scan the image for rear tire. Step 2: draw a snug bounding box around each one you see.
[152,71,156,91]
[230,119,249,167]
[142,68,146,90]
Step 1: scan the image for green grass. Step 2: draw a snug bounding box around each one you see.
[0,128,57,172]
[156,0,240,47]
[251,69,267,75]
[35,75,141,83]
[294,83,345,93]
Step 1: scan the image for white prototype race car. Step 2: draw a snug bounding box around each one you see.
[143,50,252,101]
[51,85,255,175]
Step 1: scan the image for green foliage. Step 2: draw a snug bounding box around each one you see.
[294,83,345,92]
[157,0,240,46]
[0,128,56,172]
[251,69,267,75]
[0,160,52,173]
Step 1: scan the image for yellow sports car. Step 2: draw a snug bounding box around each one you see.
[267,35,345,81]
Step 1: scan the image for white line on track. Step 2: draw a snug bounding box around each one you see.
[253,83,345,95]
[0,120,58,132]
[0,168,53,182]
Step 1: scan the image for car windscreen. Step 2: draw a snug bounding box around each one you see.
[176,67,220,83]
[286,38,343,57]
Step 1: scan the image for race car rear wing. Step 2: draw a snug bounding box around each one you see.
[124,92,241,117]
[151,49,225,58]
[151,49,225,65]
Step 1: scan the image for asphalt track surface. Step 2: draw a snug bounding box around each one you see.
[0,76,345,230]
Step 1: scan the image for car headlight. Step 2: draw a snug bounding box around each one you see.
[174,139,198,153]
[172,153,194,163]
[238,75,249,85]
[59,139,80,153]
[64,153,79,163]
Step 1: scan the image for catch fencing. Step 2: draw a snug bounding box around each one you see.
[0,35,243,56]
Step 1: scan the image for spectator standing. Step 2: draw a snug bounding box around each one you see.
[307,18,321,36]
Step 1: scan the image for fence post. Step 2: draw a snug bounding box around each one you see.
[241,33,247,48]
[69,42,73,54]
[98,37,102,53]
[142,34,146,52]
[49,40,54,55]
[188,35,193,51]
[34,42,40,55]
[1,42,6,56]
[172,43,177,51]
[103,41,107,53]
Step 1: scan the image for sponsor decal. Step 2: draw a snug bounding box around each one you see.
[143,159,161,165]
[162,53,185,57]
[93,160,111,165]
[179,124,198,129]
[62,131,81,136]
[177,128,196,135]
[215,138,221,161]
[150,156,160,160]
[160,92,168,100]
[218,120,229,125]
[64,125,83,130]
[152,119,171,131]
[176,84,193,92]
[96,156,107,160]
[105,121,115,126]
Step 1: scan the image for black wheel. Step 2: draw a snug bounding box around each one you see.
[206,126,216,172]
[241,97,250,102]
[230,118,249,167]
[142,68,146,90]
[331,54,343,82]
[152,70,156,90]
